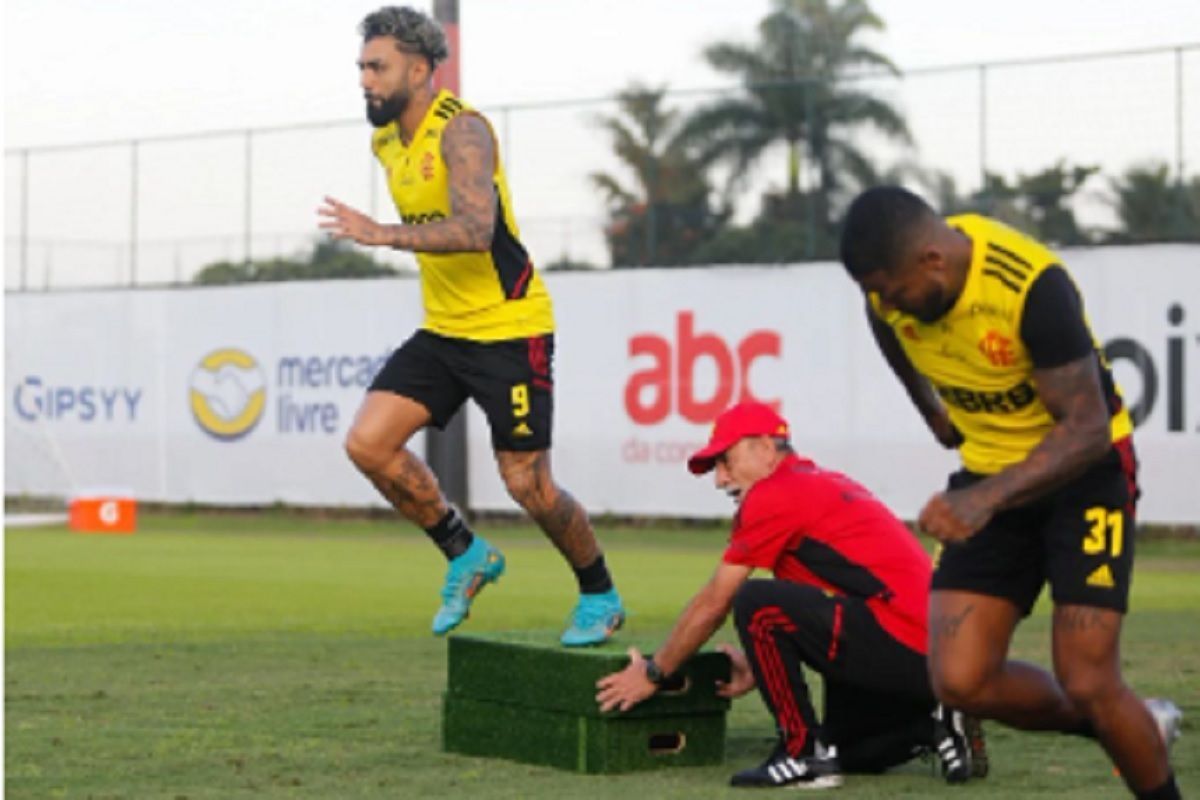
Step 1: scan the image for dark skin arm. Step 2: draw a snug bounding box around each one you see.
[866,301,963,449]
[919,353,1112,542]
[595,563,752,713]
[318,113,497,252]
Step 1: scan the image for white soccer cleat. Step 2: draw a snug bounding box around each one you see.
[1146,697,1183,751]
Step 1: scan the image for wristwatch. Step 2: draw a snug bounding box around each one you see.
[644,657,667,686]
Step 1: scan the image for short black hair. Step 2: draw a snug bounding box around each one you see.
[839,186,937,278]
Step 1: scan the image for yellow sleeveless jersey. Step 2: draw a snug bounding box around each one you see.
[869,214,1133,474]
[371,90,554,341]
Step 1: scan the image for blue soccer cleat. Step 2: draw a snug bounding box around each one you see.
[560,588,626,647]
[431,537,505,636]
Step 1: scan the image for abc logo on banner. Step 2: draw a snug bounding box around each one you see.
[625,311,781,424]
[189,348,267,440]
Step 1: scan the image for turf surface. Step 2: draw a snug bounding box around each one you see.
[6,513,1198,798]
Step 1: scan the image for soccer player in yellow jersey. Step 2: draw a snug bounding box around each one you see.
[839,187,1182,800]
[317,6,624,646]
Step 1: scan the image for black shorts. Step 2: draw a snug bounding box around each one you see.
[369,329,554,451]
[931,439,1139,615]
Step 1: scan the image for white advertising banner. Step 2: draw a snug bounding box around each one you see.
[6,246,1199,522]
[5,279,425,507]
[471,246,1200,524]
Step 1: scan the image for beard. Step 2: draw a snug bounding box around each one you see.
[365,89,408,128]
[910,285,954,323]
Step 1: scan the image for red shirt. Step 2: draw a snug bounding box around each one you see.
[723,454,932,654]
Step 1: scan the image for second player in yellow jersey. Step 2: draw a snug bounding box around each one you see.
[867,213,1132,474]
[839,186,1181,800]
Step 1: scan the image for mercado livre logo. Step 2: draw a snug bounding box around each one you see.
[189,348,267,440]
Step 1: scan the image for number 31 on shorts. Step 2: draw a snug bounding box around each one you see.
[1082,506,1124,557]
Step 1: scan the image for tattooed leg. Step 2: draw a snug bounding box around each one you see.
[360,448,447,528]
[1053,605,1171,793]
[496,449,600,568]
[345,392,448,528]
[929,590,1086,730]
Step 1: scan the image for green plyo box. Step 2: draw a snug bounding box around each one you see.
[442,632,731,773]
[443,694,727,774]
[446,632,731,718]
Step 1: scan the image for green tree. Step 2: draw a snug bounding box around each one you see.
[1105,162,1200,243]
[931,160,1099,246]
[591,85,728,267]
[542,255,600,271]
[685,0,909,257]
[193,240,398,285]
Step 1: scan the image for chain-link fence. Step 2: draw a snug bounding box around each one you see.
[5,44,1198,291]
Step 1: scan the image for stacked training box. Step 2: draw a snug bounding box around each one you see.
[443,632,731,774]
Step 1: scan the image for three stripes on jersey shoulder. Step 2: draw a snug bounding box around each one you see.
[433,95,465,120]
[982,242,1035,292]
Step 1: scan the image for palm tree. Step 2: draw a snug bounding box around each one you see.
[685,0,909,253]
[591,85,727,266]
[920,161,1099,246]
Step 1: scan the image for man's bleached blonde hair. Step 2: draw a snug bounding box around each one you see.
[360,6,449,68]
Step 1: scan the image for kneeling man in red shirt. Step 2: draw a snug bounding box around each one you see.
[596,401,986,789]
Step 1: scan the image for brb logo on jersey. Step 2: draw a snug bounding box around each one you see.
[189,348,267,441]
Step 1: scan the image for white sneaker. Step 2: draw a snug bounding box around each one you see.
[1146,697,1183,750]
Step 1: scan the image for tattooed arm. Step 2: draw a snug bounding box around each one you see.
[919,353,1111,541]
[318,113,497,252]
[974,355,1112,510]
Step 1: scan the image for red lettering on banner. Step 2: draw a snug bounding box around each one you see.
[624,311,782,425]
[737,331,782,408]
[625,335,673,424]
[678,311,735,422]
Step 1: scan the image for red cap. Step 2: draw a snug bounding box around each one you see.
[687,402,790,475]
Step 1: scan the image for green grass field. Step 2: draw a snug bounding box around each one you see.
[6,513,1198,798]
